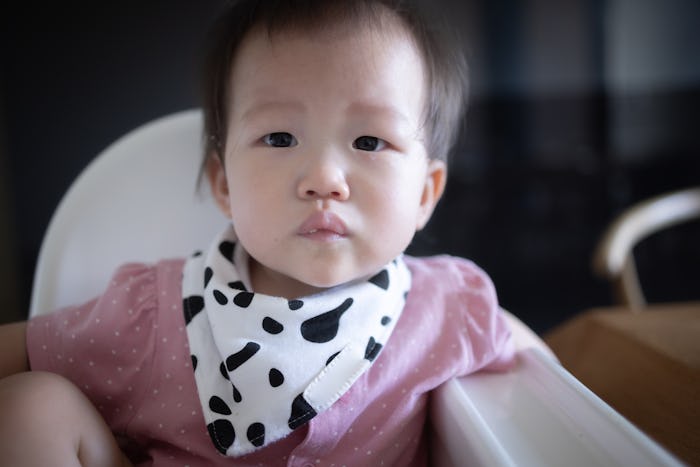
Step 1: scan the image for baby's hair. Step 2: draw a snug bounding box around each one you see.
[200,0,468,172]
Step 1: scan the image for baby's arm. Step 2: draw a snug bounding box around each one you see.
[0,322,132,466]
[0,321,28,378]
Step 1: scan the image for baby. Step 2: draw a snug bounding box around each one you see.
[0,0,513,465]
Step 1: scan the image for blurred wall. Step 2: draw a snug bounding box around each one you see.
[0,96,21,322]
[606,0,700,162]
[0,1,225,323]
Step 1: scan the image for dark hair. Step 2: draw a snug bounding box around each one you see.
[200,0,467,171]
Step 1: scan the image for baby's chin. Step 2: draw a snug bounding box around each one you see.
[294,267,383,293]
[250,254,390,298]
[269,268,366,299]
[291,275,355,295]
[250,265,352,299]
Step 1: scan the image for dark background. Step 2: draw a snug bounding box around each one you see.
[1,0,699,333]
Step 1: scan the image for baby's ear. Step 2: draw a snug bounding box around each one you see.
[205,154,232,219]
[415,159,446,230]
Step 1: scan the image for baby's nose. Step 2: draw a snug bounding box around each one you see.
[296,159,350,201]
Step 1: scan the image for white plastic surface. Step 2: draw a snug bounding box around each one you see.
[431,347,683,467]
[29,109,225,316]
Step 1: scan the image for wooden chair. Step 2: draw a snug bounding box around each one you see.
[593,187,700,310]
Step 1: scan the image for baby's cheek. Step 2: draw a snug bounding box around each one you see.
[368,213,415,255]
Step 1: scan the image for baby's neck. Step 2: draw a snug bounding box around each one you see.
[249,259,327,299]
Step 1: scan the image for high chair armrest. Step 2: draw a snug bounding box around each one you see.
[430,347,682,467]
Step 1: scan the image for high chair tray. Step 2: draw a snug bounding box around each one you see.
[431,347,682,467]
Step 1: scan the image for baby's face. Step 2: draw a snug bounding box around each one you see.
[209,24,445,298]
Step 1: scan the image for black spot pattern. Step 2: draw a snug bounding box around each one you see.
[232,383,242,403]
[368,269,390,290]
[183,295,204,325]
[187,238,408,454]
[300,298,353,343]
[326,351,341,366]
[219,241,236,263]
[193,250,202,257]
[209,395,232,415]
[219,362,229,380]
[213,289,228,305]
[228,281,247,291]
[226,342,261,372]
[262,317,284,335]
[233,292,254,308]
[247,422,265,447]
[364,337,382,361]
[288,393,317,430]
[204,267,213,288]
[269,368,284,387]
[207,419,235,455]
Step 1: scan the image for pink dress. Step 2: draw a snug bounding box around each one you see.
[27,255,514,466]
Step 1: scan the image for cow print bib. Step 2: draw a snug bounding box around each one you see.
[182,226,411,457]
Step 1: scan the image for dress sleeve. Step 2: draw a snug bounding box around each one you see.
[445,257,515,375]
[26,262,159,434]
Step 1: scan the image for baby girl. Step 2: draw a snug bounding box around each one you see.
[0,1,513,465]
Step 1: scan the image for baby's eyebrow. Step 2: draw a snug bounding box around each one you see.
[240,100,307,122]
[346,102,412,127]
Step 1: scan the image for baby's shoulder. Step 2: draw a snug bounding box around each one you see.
[404,254,495,297]
[403,254,499,333]
[31,258,187,329]
[108,258,187,320]
[109,257,186,289]
[401,254,513,373]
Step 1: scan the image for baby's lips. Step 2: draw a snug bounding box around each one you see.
[298,211,348,236]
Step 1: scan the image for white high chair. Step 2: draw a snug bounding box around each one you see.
[30,110,681,466]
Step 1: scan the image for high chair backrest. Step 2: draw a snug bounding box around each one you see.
[29,109,226,317]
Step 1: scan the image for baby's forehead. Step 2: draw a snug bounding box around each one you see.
[228,17,424,92]
[235,22,422,85]
[237,24,422,95]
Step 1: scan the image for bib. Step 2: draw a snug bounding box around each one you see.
[182,226,411,456]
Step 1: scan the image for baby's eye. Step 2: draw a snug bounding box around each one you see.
[353,136,387,152]
[262,132,298,148]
